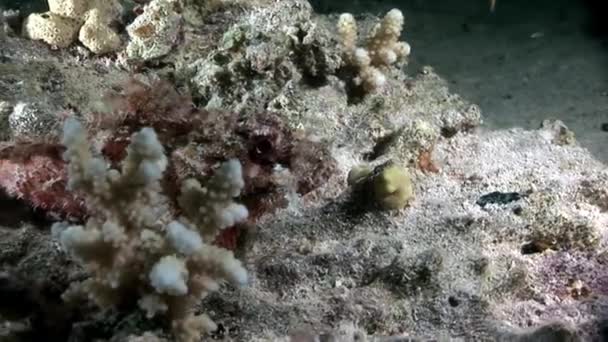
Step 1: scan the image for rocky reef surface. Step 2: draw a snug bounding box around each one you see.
[0,0,607,341]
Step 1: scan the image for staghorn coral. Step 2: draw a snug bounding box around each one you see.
[52,118,248,341]
[337,9,411,97]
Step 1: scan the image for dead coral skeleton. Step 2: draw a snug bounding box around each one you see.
[51,118,248,341]
[22,0,123,53]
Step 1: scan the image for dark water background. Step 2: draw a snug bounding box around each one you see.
[314,0,608,162]
[0,0,46,15]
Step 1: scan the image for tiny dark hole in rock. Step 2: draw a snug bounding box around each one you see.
[211,323,226,339]
[448,296,460,307]
[513,206,523,215]
[521,240,551,255]
[440,127,458,138]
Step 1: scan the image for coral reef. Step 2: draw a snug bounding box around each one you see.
[1,0,607,340]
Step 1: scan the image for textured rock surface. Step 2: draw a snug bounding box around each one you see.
[22,11,80,48]
[8,102,58,139]
[47,0,88,19]
[22,0,122,53]
[125,0,183,61]
[78,9,121,54]
[208,121,606,341]
[0,35,131,139]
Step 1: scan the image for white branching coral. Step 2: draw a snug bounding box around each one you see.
[150,255,189,296]
[178,159,248,240]
[52,118,248,341]
[337,9,411,94]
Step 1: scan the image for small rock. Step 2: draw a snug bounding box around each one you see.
[346,164,372,186]
[8,102,58,139]
[23,11,81,48]
[0,101,11,116]
[78,9,121,54]
[126,0,182,61]
[501,322,580,342]
[371,163,414,210]
[539,119,576,145]
[476,191,524,208]
[48,0,88,19]
[0,101,12,140]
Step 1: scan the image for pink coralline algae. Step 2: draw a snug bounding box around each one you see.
[0,79,336,250]
[0,143,85,220]
[538,251,608,299]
